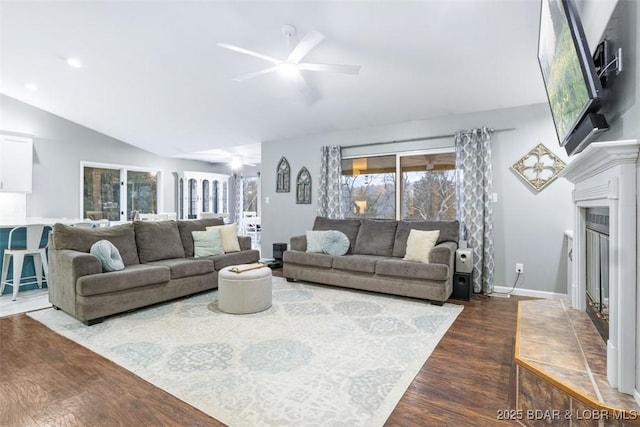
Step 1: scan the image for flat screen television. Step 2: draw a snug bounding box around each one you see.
[538,0,608,155]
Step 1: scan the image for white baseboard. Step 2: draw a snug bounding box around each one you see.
[492,286,568,300]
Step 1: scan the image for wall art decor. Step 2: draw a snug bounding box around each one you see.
[296,167,312,204]
[511,143,566,192]
[276,157,290,193]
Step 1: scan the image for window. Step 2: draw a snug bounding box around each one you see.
[341,155,396,219]
[188,178,197,219]
[243,176,258,214]
[82,163,159,221]
[341,151,456,220]
[202,180,210,212]
[83,167,121,221]
[127,171,157,221]
[400,153,456,220]
[213,181,219,213]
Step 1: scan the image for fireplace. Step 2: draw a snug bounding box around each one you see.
[585,207,609,341]
[561,139,639,399]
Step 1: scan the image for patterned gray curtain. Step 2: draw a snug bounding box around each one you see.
[317,145,343,219]
[455,127,495,294]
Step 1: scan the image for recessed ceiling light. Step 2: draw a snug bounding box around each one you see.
[66,57,82,68]
[25,83,38,91]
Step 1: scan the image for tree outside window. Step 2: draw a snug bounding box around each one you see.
[243,176,259,214]
[401,153,456,220]
[340,151,456,221]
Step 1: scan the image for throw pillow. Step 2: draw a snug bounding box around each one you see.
[191,228,225,257]
[321,230,350,256]
[206,224,241,253]
[306,230,328,253]
[90,239,125,272]
[403,229,440,264]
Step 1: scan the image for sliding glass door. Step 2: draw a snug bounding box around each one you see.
[82,163,160,221]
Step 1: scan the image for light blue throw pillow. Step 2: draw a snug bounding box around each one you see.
[306,230,328,253]
[321,230,350,256]
[90,240,125,272]
[192,228,225,257]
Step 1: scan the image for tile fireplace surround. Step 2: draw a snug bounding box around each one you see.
[561,139,639,401]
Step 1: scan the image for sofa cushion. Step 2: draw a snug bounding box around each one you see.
[177,218,225,257]
[403,229,440,264]
[354,219,398,256]
[207,249,261,271]
[393,220,459,258]
[90,240,125,272]
[306,230,328,253]
[192,229,225,257]
[375,258,448,281]
[52,223,140,266]
[76,264,171,296]
[332,254,382,274]
[312,217,361,255]
[321,230,350,256]
[146,258,215,279]
[135,220,185,263]
[283,250,333,269]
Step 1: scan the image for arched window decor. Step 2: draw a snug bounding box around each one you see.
[296,167,312,204]
[276,157,290,193]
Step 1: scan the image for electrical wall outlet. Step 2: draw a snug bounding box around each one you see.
[516,263,524,274]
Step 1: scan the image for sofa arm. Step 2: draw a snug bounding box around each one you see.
[289,235,307,252]
[237,236,252,251]
[48,249,102,314]
[429,241,457,266]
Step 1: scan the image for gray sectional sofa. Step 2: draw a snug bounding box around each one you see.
[48,219,259,325]
[283,217,459,304]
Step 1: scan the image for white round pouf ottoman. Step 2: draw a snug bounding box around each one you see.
[218,264,272,314]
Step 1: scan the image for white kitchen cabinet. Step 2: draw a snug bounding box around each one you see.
[0,134,33,193]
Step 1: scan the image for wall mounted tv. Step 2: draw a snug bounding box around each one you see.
[538,0,609,156]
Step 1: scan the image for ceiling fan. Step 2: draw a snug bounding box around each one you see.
[217,24,360,95]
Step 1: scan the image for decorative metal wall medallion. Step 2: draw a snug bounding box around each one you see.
[511,143,566,192]
[296,167,312,204]
[276,157,290,193]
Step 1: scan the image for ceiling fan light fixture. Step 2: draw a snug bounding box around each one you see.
[230,157,243,170]
[277,61,299,77]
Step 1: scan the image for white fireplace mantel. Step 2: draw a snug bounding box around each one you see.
[560,139,639,399]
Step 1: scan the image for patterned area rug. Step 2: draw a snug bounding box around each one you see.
[29,277,463,426]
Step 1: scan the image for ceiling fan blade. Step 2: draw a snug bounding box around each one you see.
[298,63,361,75]
[216,42,280,64]
[232,67,277,82]
[287,30,325,63]
[290,71,311,93]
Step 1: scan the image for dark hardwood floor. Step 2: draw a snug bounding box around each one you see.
[0,287,524,426]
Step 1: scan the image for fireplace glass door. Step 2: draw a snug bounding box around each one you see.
[585,228,609,339]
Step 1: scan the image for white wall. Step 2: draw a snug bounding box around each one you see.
[1,94,232,219]
[262,103,574,294]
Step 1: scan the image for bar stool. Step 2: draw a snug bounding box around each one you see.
[0,224,51,301]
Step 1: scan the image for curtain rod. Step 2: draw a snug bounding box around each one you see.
[345,127,516,149]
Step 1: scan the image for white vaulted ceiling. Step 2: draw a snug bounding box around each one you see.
[0,0,547,165]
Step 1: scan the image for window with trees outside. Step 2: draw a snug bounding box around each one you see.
[341,151,456,221]
[242,176,259,214]
[83,163,159,221]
